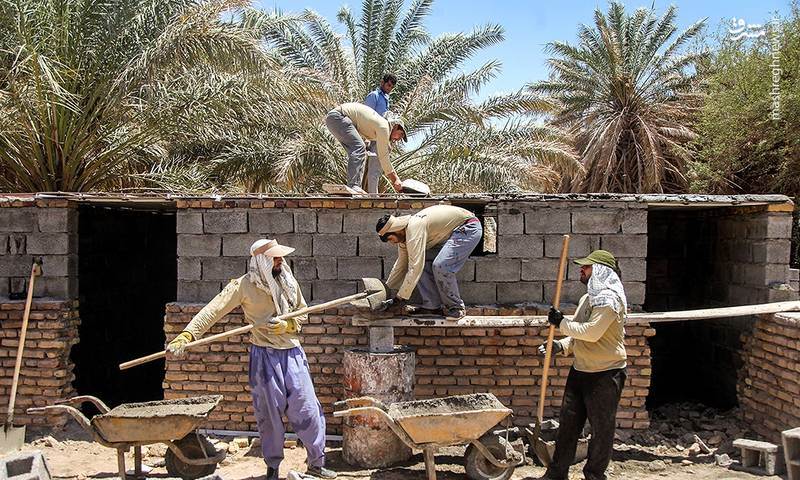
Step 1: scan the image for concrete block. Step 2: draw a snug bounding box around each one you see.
[734,438,784,475]
[250,211,293,234]
[314,235,357,256]
[622,209,648,234]
[294,211,317,233]
[525,209,570,234]
[0,449,52,480]
[622,282,645,306]
[752,240,791,264]
[572,209,623,234]
[600,235,647,258]
[459,282,497,304]
[781,427,800,480]
[178,280,223,303]
[765,264,790,284]
[317,212,343,233]
[0,208,36,232]
[222,234,261,256]
[475,258,520,283]
[39,255,75,277]
[26,233,71,255]
[177,235,221,257]
[37,208,70,233]
[337,257,383,280]
[0,234,7,254]
[543,281,585,305]
[766,215,793,239]
[368,326,395,353]
[178,257,202,280]
[498,214,523,235]
[312,280,357,302]
[33,277,70,298]
[544,235,599,258]
[202,257,247,281]
[316,257,338,280]
[275,234,313,257]
[0,256,32,276]
[617,258,647,282]
[344,210,384,234]
[358,236,396,257]
[497,235,543,258]
[290,258,318,281]
[456,259,475,282]
[6,234,26,255]
[0,278,8,298]
[521,258,563,281]
[203,210,247,233]
[177,211,204,234]
[497,281,543,304]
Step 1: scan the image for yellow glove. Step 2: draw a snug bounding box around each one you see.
[167,331,194,356]
[265,318,300,335]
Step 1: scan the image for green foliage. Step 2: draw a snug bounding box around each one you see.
[689,5,800,198]
[529,1,705,193]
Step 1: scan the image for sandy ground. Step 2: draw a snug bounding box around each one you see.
[18,426,786,480]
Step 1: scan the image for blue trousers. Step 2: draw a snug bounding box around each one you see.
[417,220,482,311]
[249,345,326,469]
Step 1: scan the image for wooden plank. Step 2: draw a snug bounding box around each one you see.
[352,301,800,327]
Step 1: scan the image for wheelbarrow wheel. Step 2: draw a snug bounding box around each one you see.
[464,434,516,480]
[165,434,217,480]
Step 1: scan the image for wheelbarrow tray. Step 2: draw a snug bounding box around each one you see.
[387,393,512,446]
[92,395,223,444]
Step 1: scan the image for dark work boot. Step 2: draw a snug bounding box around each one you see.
[306,464,337,478]
[266,465,279,480]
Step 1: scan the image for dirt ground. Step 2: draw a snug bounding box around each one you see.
[19,425,785,480]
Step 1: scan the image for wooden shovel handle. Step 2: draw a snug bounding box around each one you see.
[538,235,570,423]
[7,260,41,426]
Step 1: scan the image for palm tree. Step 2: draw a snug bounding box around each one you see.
[242,0,579,193]
[529,2,705,193]
[0,0,324,192]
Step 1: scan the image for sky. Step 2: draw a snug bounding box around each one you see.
[255,0,794,100]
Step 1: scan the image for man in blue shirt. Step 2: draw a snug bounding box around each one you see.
[363,73,397,193]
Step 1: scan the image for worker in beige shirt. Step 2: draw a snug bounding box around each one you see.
[166,239,336,480]
[325,102,406,194]
[537,249,627,480]
[375,204,481,320]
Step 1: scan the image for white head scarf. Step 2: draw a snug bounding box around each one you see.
[249,240,299,316]
[587,264,628,315]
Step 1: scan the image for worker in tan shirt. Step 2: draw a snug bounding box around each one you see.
[325,102,407,194]
[537,249,627,480]
[166,239,336,480]
[375,204,482,320]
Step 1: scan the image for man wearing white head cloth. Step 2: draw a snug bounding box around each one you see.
[536,250,627,480]
[167,239,336,480]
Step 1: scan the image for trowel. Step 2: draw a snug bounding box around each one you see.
[1,259,42,454]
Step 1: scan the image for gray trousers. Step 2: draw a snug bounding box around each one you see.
[325,110,367,189]
[417,220,482,311]
[365,144,382,193]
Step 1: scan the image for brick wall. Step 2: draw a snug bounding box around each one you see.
[0,300,80,427]
[175,198,648,309]
[738,312,800,444]
[164,303,654,433]
[0,197,78,299]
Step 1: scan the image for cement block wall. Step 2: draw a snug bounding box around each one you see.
[163,304,655,433]
[0,198,78,299]
[739,312,800,444]
[175,198,649,308]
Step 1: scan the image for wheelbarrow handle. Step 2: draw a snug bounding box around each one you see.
[27,405,92,433]
[333,397,387,410]
[55,395,111,413]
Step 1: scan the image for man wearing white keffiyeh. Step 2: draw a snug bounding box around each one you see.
[538,250,628,480]
[166,239,336,480]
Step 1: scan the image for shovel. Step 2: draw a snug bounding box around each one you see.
[531,234,570,466]
[119,277,387,370]
[1,259,43,454]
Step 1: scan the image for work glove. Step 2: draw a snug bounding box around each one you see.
[548,307,564,328]
[167,331,194,356]
[537,341,563,356]
[262,317,300,335]
[378,296,405,312]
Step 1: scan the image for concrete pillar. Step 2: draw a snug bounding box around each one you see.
[341,347,415,468]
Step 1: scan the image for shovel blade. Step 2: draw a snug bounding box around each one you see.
[0,425,26,454]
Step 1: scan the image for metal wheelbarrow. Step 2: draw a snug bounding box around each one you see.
[27,395,226,480]
[334,393,524,480]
